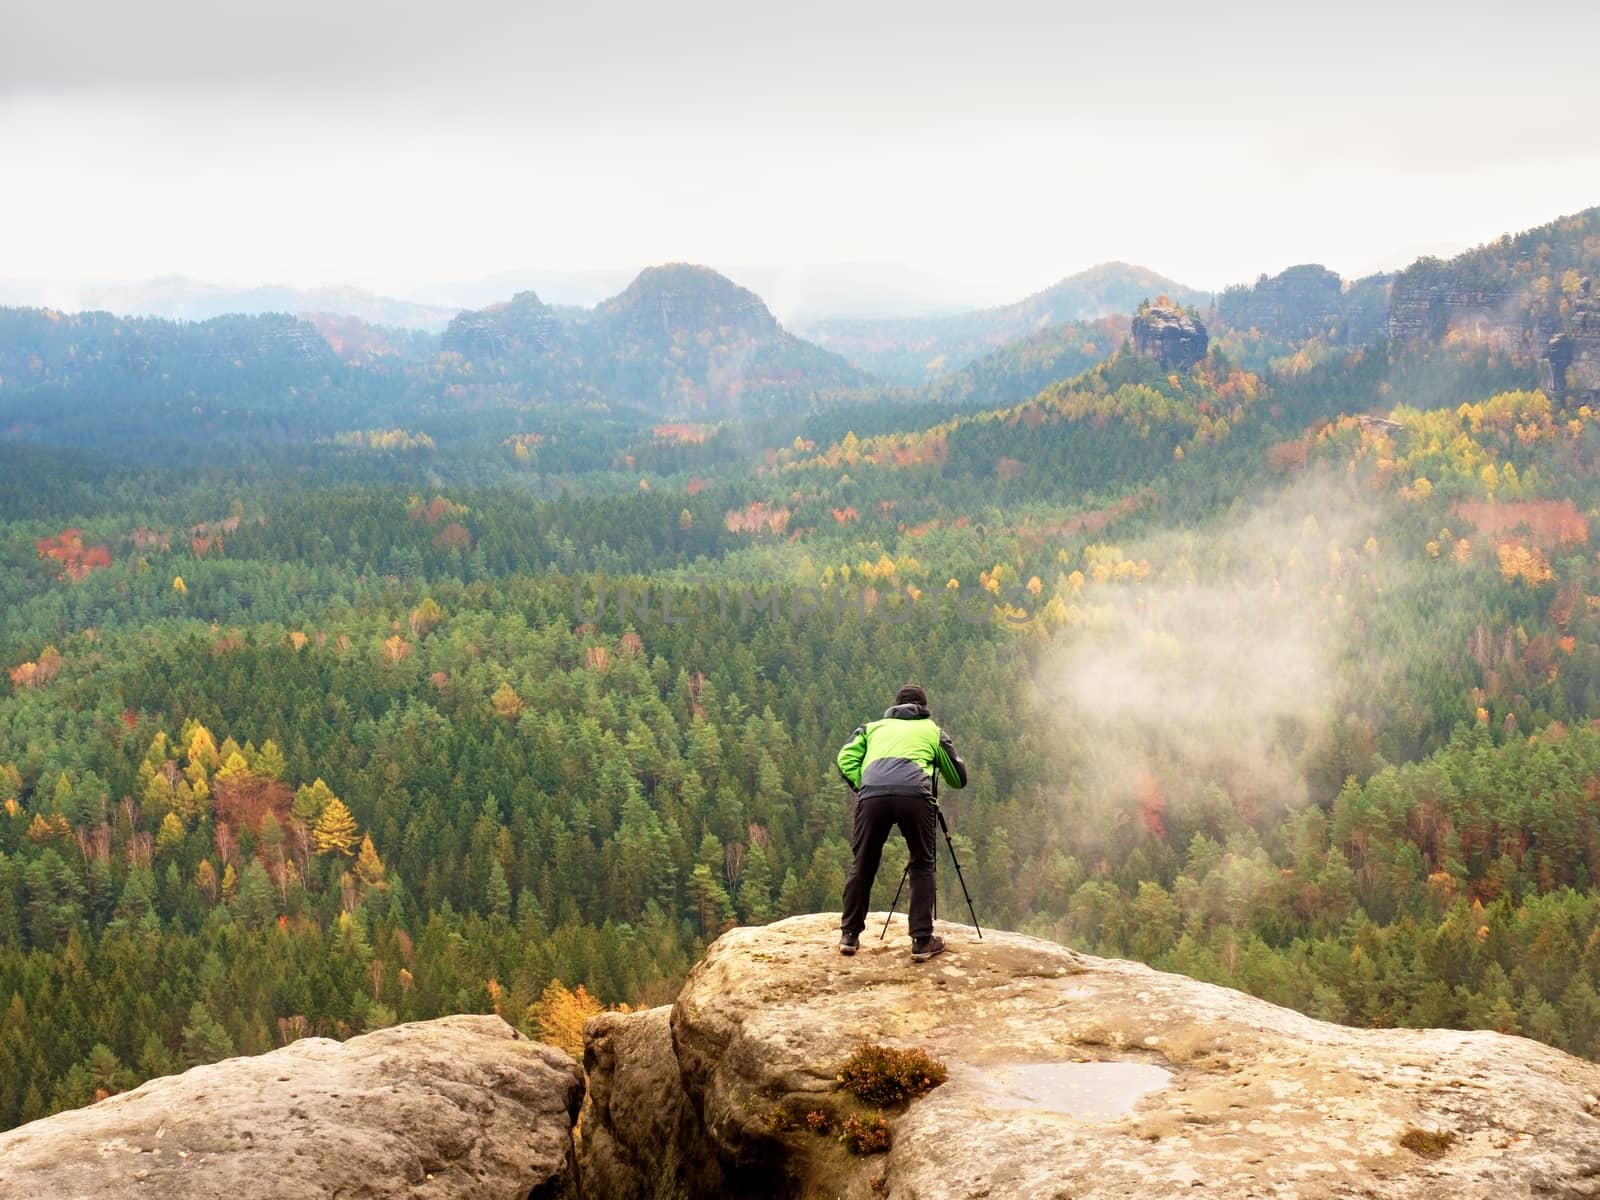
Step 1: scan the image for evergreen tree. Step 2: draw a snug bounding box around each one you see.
[486,861,512,919]
[180,1002,235,1067]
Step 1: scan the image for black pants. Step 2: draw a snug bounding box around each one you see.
[841,792,937,939]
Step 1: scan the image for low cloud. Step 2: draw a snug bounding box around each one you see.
[1035,473,1392,843]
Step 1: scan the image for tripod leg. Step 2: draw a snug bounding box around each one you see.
[935,806,983,939]
[879,865,909,940]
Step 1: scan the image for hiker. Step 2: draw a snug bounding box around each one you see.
[836,683,967,961]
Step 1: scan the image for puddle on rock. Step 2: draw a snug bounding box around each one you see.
[963,1061,1172,1122]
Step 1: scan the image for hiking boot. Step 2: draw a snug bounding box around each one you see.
[910,935,945,962]
[839,931,860,956]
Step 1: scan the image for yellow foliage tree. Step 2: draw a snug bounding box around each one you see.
[216,751,251,781]
[528,979,604,1059]
[187,725,219,770]
[172,575,187,594]
[312,796,360,857]
[409,597,444,638]
[490,682,524,720]
[354,834,386,889]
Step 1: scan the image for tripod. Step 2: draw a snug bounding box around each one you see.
[879,799,983,940]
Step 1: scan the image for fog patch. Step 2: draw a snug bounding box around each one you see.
[1036,473,1391,844]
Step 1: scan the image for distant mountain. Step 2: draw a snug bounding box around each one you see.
[1210,265,1391,365]
[0,276,457,332]
[0,308,366,447]
[0,308,337,385]
[407,268,641,313]
[918,314,1132,410]
[792,262,1212,385]
[413,262,1005,323]
[439,264,871,415]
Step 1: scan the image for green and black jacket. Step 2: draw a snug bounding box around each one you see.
[836,702,967,801]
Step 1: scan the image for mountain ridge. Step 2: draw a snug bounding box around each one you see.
[793,261,1211,384]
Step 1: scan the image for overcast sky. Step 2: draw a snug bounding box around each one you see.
[4,0,1599,303]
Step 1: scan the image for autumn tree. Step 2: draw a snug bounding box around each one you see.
[354,835,386,890]
[490,681,524,720]
[528,979,604,1058]
[313,797,360,857]
[186,724,219,771]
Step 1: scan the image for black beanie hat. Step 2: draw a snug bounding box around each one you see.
[894,683,928,707]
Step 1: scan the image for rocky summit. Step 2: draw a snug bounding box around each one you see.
[585,914,1600,1200]
[1131,303,1208,370]
[0,1015,584,1200]
[10,919,1600,1200]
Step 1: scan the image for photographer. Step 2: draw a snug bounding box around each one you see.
[835,684,968,961]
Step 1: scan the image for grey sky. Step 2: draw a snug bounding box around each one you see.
[4,0,1598,303]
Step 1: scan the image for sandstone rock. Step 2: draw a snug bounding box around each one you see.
[1131,304,1207,370]
[1218,264,1342,336]
[652,913,1600,1199]
[0,1015,584,1200]
[581,1006,727,1200]
[441,291,559,360]
[1387,268,1529,355]
[1546,308,1600,400]
[1216,264,1390,348]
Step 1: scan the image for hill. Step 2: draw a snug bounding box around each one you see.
[916,313,1132,411]
[437,264,871,416]
[0,266,871,450]
[1211,264,1391,365]
[0,276,459,332]
[794,262,1212,384]
[1387,206,1600,359]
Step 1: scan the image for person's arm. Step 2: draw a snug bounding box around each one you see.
[837,726,868,790]
[934,728,967,790]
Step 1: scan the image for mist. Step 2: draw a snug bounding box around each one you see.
[1035,473,1396,847]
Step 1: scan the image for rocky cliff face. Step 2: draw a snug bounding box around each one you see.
[1216,264,1390,347]
[1218,264,1342,334]
[13,921,1600,1200]
[1384,254,1543,356]
[1546,303,1600,400]
[1131,304,1207,370]
[440,290,561,361]
[0,1014,584,1200]
[1388,282,1530,352]
[581,1006,728,1200]
[584,914,1600,1200]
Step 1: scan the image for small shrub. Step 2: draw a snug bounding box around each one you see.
[838,1043,949,1107]
[1399,1127,1456,1158]
[840,1112,890,1155]
[766,1094,840,1135]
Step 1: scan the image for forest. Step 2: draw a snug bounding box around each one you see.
[4,207,1600,1130]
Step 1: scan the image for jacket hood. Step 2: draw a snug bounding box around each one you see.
[883,702,931,720]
